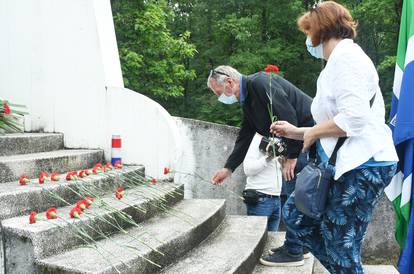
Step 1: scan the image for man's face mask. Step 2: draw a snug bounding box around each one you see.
[217,82,238,105]
[306,36,324,59]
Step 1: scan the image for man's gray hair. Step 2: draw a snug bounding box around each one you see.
[207,65,242,90]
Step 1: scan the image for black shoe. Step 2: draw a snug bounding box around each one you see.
[268,245,285,255]
[260,247,304,267]
[268,245,311,259]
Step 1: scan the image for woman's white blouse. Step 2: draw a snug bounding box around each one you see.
[311,39,398,180]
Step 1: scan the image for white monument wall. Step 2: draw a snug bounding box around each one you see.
[0,0,182,177]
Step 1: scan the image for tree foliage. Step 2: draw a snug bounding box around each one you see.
[112,0,402,126]
[112,0,197,99]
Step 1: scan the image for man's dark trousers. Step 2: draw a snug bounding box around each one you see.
[281,152,308,254]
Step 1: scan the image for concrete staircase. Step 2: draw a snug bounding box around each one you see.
[0,133,399,273]
[0,133,268,274]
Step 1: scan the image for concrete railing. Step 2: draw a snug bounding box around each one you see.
[174,117,399,260]
[175,117,247,214]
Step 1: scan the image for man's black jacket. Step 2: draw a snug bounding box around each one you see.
[224,72,314,172]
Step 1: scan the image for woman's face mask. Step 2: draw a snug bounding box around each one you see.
[306,36,324,59]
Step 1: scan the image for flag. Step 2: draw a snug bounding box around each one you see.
[384,0,414,273]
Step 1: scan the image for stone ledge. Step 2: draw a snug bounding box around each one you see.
[312,258,399,274]
[0,133,64,156]
[3,182,184,273]
[0,165,144,220]
[161,215,267,274]
[0,149,104,183]
[37,199,226,274]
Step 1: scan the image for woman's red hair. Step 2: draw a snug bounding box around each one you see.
[298,1,357,46]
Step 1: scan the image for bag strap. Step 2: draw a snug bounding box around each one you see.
[327,93,376,166]
[309,142,317,160]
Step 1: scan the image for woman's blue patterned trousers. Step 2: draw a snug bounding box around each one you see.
[282,164,397,274]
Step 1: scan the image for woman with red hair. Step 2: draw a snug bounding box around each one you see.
[260,2,398,272]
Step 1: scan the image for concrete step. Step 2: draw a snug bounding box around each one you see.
[161,215,268,274]
[2,182,185,273]
[0,165,144,220]
[312,258,399,273]
[0,133,64,156]
[36,199,226,274]
[0,149,104,183]
[253,232,314,274]
[363,265,399,274]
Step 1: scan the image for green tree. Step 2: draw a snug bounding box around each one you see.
[346,0,402,114]
[112,0,197,99]
[112,0,402,125]
[163,0,322,126]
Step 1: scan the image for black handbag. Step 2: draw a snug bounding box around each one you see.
[242,189,259,205]
[294,139,344,219]
[294,94,376,219]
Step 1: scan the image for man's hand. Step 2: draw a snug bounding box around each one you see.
[211,168,232,185]
[282,158,297,181]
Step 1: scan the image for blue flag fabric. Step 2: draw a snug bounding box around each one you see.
[386,1,414,273]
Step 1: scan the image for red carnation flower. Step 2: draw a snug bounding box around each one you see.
[114,160,122,169]
[76,200,89,211]
[45,208,57,220]
[3,101,11,115]
[78,170,88,178]
[66,171,78,181]
[150,178,157,185]
[38,172,49,184]
[93,163,103,174]
[105,162,113,171]
[264,64,279,74]
[19,175,30,185]
[77,170,84,178]
[29,211,38,224]
[69,207,82,218]
[85,196,95,205]
[115,187,124,200]
[51,172,60,182]
[163,167,170,175]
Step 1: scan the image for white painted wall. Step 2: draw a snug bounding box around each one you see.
[93,0,124,88]
[0,0,182,178]
[105,87,183,177]
[0,0,112,145]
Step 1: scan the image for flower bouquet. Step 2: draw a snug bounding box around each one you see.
[0,97,28,134]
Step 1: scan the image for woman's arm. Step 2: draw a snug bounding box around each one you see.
[306,119,346,138]
[302,119,346,151]
[270,119,347,151]
[270,121,310,140]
